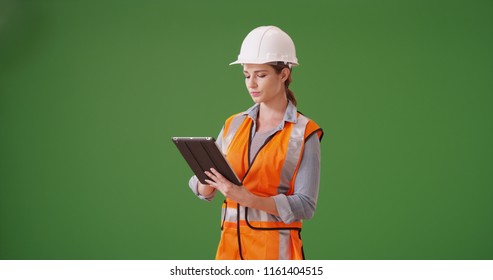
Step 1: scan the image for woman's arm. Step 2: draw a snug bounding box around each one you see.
[273,133,321,223]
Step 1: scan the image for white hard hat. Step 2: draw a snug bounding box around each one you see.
[230,26,299,67]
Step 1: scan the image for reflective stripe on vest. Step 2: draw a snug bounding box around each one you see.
[279,114,309,194]
[221,114,247,155]
[221,202,303,226]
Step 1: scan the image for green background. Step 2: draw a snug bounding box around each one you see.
[1,0,492,260]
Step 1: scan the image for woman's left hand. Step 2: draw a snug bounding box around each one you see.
[204,168,252,204]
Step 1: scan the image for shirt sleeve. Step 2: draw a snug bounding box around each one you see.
[187,127,224,201]
[273,133,321,224]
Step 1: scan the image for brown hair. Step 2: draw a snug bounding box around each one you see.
[269,62,297,106]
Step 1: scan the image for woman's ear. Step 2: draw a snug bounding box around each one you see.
[281,68,291,82]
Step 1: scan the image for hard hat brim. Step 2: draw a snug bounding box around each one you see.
[229,59,299,66]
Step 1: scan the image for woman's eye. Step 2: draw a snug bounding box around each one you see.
[245,76,250,79]
[257,74,266,78]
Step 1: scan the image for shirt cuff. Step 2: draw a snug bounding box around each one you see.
[189,175,216,201]
[273,194,296,224]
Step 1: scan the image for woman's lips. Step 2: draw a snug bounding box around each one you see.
[250,91,261,97]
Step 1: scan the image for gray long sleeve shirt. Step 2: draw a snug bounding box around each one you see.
[188,102,321,224]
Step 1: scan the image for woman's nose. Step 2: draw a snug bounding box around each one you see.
[247,77,257,88]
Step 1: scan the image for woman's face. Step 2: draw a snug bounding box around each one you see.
[243,64,288,105]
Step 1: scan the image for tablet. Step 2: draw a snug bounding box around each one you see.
[172,137,241,185]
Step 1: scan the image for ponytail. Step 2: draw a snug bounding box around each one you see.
[286,88,297,106]
[284,72,297,106]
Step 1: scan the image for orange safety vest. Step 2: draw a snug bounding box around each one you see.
[215,110,323,260]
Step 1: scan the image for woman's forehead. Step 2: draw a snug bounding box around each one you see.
[243,64,273,72]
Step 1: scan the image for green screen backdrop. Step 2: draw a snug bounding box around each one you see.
[1,0,492,259]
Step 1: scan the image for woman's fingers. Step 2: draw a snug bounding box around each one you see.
[205,169,227,183]
[204,170,216,182]
[209,168,227,183]
[204,171,223,188]
[204,179,216,186]
[209,168,221,177]
[205,178,228,197]
[205,168,243,200]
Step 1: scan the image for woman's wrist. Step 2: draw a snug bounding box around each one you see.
[197,181,215,196]
[241,188,256,207]
[244,191,279,216]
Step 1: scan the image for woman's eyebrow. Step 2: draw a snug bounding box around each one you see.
[243,70,269,73]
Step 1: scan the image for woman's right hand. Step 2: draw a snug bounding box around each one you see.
[197,180,215,196]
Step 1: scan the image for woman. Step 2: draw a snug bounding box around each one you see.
[188,26,323,260]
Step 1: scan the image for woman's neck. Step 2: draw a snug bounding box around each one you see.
[256,95,288,132]
[260,94,288,116]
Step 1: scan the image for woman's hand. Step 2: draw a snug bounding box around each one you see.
[197,180,215,196]
[204,168,253,204]
[205,168,280,216]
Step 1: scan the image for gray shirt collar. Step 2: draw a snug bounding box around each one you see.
[243,101,298,126]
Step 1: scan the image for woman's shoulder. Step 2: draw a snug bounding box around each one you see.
[297,112,324,141]
[224,103,258,123]
[297,111,321,126]
[225,112,247,123]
